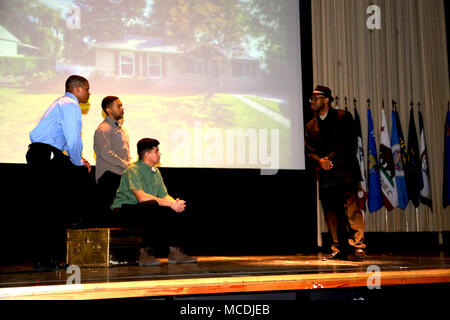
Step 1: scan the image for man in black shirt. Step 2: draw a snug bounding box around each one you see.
[305,86,366,260]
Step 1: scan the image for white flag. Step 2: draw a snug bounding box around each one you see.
[418,109,432,208]
[379,108,398,210]
[354,108,367,210]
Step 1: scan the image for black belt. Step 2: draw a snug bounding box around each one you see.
[29,142,64,154]
[27,142,68,163]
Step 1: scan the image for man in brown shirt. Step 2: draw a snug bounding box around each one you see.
[94,96,130,212]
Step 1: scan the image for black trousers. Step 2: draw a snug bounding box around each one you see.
[97,170,122,213]
[319,184,365,253]
[112,200,190,252]
[26,142,90,263]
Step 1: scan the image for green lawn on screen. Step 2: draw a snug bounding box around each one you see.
[0,88,290,168]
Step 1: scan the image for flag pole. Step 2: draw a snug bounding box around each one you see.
[368,98,376,232]
[406,214,409,232]
[396,101,409,232]
[316,168,322,248]
[354,98,365,222]
[406,209,409,232]
[393,100,399,233]
[382,99,389,232]
[407,101,412,233]
[416,207,420,232]
[418,101,430,232]
[410,101,420,232]
[418,102,426,232]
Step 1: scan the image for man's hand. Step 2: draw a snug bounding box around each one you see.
[171,198,186,213]
[319,157,333,170]
[82,157,91,173]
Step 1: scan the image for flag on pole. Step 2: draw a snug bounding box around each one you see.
[379,107,398,211]
[367,107,383,213]
[407,105,423,208]
[418,106,432,209]
[394,107,410,208]
[354,107,367,210]
[443,106,450,208]
[391,107,409,209]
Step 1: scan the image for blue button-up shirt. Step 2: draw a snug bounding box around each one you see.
[30,92,83,166]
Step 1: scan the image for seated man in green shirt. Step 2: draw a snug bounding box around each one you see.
[111,138,197,265]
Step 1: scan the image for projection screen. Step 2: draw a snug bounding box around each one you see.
[0,0,305,170]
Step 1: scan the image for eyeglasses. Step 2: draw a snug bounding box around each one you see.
[309,96,325,103]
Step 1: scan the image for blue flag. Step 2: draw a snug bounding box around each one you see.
[367,108,383,212]
[391,109,409,209]
[443,109,450,208]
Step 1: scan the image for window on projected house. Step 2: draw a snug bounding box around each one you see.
[119,52,135,77]
[232,61,256,78]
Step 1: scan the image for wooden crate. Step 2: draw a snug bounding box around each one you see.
[66,228,142,267]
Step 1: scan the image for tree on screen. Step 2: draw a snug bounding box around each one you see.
[63,0,148,63]
[240,0,288,73]
[0,0,64,58]
[148,0,288,93]
[149,0,248,93]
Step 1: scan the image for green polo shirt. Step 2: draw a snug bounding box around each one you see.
[111,159,168,209]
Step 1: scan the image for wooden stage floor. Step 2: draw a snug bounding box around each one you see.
[1,253,450,300]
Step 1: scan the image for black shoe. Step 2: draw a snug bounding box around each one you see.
[353,249,367,261]
[325,250,346,260]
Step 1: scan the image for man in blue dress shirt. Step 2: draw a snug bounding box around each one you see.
[26,75,91,270]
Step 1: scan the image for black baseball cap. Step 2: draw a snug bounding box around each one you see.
[311,85,334,103]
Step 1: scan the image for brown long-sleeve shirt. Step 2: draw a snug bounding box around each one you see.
[94,116,130,182]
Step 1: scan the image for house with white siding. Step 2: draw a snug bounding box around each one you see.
[92,34,261,92]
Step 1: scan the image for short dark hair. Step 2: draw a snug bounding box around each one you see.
[101,96,119,113]
[65,75,88,93]
[137,138,160,159]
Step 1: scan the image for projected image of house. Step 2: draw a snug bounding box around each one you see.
[92,34,261,92]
